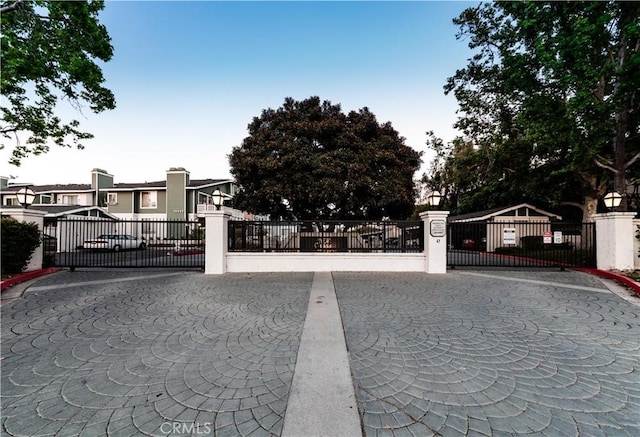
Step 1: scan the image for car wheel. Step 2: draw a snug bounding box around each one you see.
[113,245,121,252]
[139,242,146,250]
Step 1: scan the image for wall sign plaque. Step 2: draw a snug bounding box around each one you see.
[430,220,446,238]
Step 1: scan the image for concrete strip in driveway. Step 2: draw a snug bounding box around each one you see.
[282,272,362,437]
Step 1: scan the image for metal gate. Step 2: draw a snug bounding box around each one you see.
[46,218,204,269]
[447,221,596,268]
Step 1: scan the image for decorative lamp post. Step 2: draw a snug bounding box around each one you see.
[15,186,36,208]
[212,189,224,210]
[603,191,622,211]
[427,190,442,208]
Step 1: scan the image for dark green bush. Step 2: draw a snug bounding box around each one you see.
[1,217,41,276]
[494,246,522,255]
[520,235,543,249]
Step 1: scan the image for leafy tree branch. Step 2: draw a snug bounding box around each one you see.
[1,0,115,165]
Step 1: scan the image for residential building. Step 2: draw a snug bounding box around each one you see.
[0,167,239,221]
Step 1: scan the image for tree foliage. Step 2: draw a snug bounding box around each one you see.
[229,96,422,220]
[428,1,640,220]
[1,0,115,166]
[1,216,41,275]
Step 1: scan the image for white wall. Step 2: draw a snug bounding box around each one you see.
[227,253,427,273]
[594,212,636,271]
[205,210,450,274]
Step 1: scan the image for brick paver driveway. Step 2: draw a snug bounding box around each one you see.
[1,269,639,436]
[1,271,311,436]
[335,271,640,436]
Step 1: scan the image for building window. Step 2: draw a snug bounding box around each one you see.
[141,191,157,208]
[60,195,79,205]
[107,193,117,205]
[40,194,51,204]
[4,197,18,206]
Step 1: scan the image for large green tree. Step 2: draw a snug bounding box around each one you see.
[429,1,639,220]
[229,96,422,220]
[1,0,115,166]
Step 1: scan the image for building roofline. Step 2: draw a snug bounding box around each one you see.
[449,203,562,223]
[2,204,119,219]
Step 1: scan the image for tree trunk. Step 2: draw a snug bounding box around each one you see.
[582,195,599,223]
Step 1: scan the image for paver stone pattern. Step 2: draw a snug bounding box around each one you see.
[1,271,311,436]
[334,271,640,437]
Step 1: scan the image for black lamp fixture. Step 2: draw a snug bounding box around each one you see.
[15,186,36,208]
[603,191,622,211]
[427,190,442,208]
[212,189,224,210]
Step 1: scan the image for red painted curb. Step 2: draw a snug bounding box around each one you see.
[465,251,640,296]
[1,267,62,292]
[573,268,640,296]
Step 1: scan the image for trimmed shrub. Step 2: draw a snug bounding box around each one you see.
[494,246,521,255]
[1,217,41,276]
[520,235,543,249]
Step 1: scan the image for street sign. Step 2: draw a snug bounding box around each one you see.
[503,228,516,245]
[553,231,563,244]
[543,231,552,244]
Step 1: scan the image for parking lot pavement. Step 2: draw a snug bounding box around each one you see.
[1,271,312,436]
[334,270,640,436]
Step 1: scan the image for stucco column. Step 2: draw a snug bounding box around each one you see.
[204,209,231,274]
[1,207,47,271]
[594,212,636,271]
[420,210,450,274]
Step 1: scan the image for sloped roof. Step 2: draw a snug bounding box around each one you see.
[107,181,167,190]
[3,179,235,193]
[103,179,233,191]
[3,183,92,193]
[188,179,233,189]
[1,204,118,219]
[448,203,562,223]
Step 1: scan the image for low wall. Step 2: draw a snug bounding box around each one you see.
[226,253,426,273]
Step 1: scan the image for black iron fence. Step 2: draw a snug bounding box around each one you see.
[46,219,204,268]
[40,217,597,269]
[447,221,596,268]
[229,220,424,253]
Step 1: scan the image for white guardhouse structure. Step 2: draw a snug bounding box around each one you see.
[448,204,562,252]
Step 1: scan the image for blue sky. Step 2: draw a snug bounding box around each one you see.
[2,0,477,185]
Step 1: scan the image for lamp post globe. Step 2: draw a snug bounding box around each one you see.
[16,187,36,208]
[212,189,224,210]
[603,191,622,211]
[427,190,442,208]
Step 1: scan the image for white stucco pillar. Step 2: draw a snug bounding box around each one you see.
[420,210,450,274]
[1,207,47,271]
[204,209,231,274]
[594,212,636,271]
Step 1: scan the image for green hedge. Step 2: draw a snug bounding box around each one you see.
[1,217,41,276]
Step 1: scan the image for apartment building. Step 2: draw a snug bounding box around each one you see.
[0,167,239,221]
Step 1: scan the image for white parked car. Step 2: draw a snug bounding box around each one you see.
[83,234,146,251]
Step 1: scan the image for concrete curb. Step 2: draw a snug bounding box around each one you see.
[0,267,62,292]
[573,267,640,296]
[463,251,640,296]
